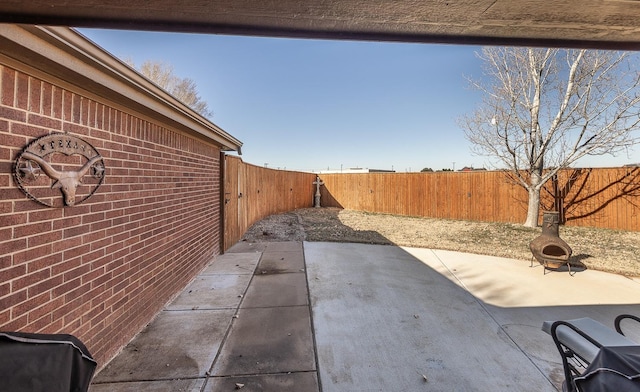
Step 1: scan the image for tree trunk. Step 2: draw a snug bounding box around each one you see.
[523,171,542,227]
[524,187,541,227]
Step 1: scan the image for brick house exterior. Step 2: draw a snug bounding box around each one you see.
[0,25,242,367]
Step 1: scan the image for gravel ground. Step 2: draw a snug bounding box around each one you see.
[241,207,640,277]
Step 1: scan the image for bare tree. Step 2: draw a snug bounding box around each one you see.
[128,59,213,118]
[460,47,640,227]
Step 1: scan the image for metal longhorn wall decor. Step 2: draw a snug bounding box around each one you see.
[14,133,105,207]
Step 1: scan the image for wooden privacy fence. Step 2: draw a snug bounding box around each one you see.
[221,163,639,249]
[223,155,316,250]
[319,167,640,231]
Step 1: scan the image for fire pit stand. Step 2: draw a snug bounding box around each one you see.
[529,211,574,275]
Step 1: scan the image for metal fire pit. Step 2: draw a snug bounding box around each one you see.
[530,211,573,274]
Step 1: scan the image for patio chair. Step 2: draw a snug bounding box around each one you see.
[0,332,97,392]
[542,315,640,392]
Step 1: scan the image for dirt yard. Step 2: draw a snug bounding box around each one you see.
[241,207,640,277]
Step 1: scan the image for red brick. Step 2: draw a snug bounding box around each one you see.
[0,289,27,310]
[13,268,51,292]
[52,277,80,298]
[0,106,27,122]
[63,204,91,217]
[28,230,62,248]
[26,255,59,274]
[0,255,10,270]
[14,221,52,239]
[12,244,54,266]
[0,143,9,160]
[90,127,111,141]
[63,225,87,239]
[110,293,130,312]
[81,248,105,264]
[64,317,82,333]
[0,238,27,255]
[89,237,112,252]
[41,318,64,334]
[51,257,82,277]
[28,78,42,113]
[14,291,51,318]
[30,296,65,323]
[62,90,72,121]
[82,302,105,324]
[90,219,111,232]
[0,131,27,148]
[82,267,108,287]
[41,82,53,116]
[28,208,63,222]
[15,72,29,110]
[104,288,126,310]
[88,286,111,308]
[28,313,54,332]
[81,98,91,125]
[63,244,91,260]
[53,216,82,230]
[27,275,63,298]
[52,295,81,319]
[86,100,95,126]
[63,263,90,282]
[81,212,105,225]
[1,313,28,332]
[62,122,90,136]
[27,113,62,130]
[72,94,82,123]
[13,200,47,213]
[0,308,10,325]
[1,66,15,106]
[0,281,9,298]
[64,283,91,304]
[51,86,63,119]
[86,194,106,205]
[94,103,105,129]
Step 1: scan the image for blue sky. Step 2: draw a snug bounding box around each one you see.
[78,29,636,172]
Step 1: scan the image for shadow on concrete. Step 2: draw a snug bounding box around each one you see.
[305,242,640,392]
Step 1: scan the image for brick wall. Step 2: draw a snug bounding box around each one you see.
[0,64,223,367]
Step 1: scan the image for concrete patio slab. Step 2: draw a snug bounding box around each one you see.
[93,309,234,383]
[262,241,304,253]
[225,241,268,253]
[201,253,261,275]
[203,372,319,392]
[413,248,640,308]
[305,242,560,392]
[166,274,252,311]
[256,251,305,274]
[241,273,309,308]
[90,378,205,392]
[91,239,639,392]
[210,306,315,376]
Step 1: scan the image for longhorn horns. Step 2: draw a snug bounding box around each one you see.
[20,151,103,205]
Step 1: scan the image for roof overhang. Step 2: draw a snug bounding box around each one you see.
[0,24,243,153]
[0,1,639,50]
